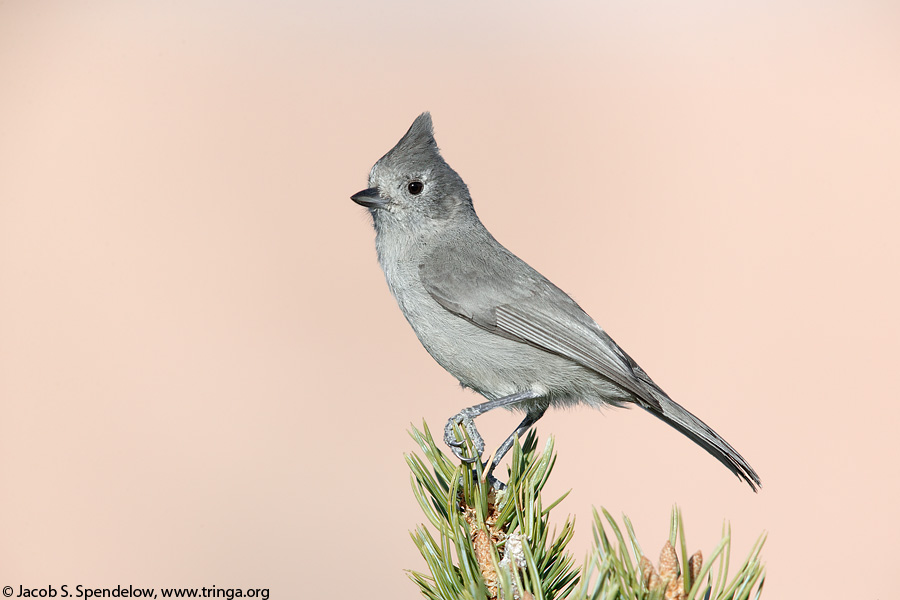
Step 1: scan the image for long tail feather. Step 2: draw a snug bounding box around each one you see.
[641,391,761,492]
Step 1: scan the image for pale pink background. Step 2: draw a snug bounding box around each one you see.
[1,1,898,598]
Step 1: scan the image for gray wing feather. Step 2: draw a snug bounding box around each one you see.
[493,305,650,400]
[419,242,655,405]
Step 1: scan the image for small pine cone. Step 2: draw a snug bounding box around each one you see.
[640,555,656,588]
[689,550,703,584]
[659,541,679,580]
[665,574,685,600]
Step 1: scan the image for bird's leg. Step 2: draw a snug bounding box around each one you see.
[444,390,541,463]
[487,404,548,477]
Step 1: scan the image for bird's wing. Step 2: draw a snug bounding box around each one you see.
[421,241,762,491]
[419,243,657,405]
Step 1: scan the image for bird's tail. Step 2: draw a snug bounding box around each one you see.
[640,388,761,492]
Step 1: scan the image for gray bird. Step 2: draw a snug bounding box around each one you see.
[351,113,760,491]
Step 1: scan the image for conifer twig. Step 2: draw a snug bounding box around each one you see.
[406,421,766,600]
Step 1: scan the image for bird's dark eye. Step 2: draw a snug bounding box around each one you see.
[407,181,424,195]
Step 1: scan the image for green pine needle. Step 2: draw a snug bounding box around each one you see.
[406,421,766,600]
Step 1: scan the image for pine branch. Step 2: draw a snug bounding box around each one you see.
[405,422,766,600]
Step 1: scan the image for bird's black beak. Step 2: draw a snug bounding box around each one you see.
[351,187,388,209]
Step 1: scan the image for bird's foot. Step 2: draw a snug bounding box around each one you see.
[444,411,485,463]
[485,471,507,491]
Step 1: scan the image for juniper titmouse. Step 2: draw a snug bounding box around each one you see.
[352,113,760,491]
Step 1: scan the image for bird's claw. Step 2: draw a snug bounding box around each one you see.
[454,450,480,464]
[444,412,485,463]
